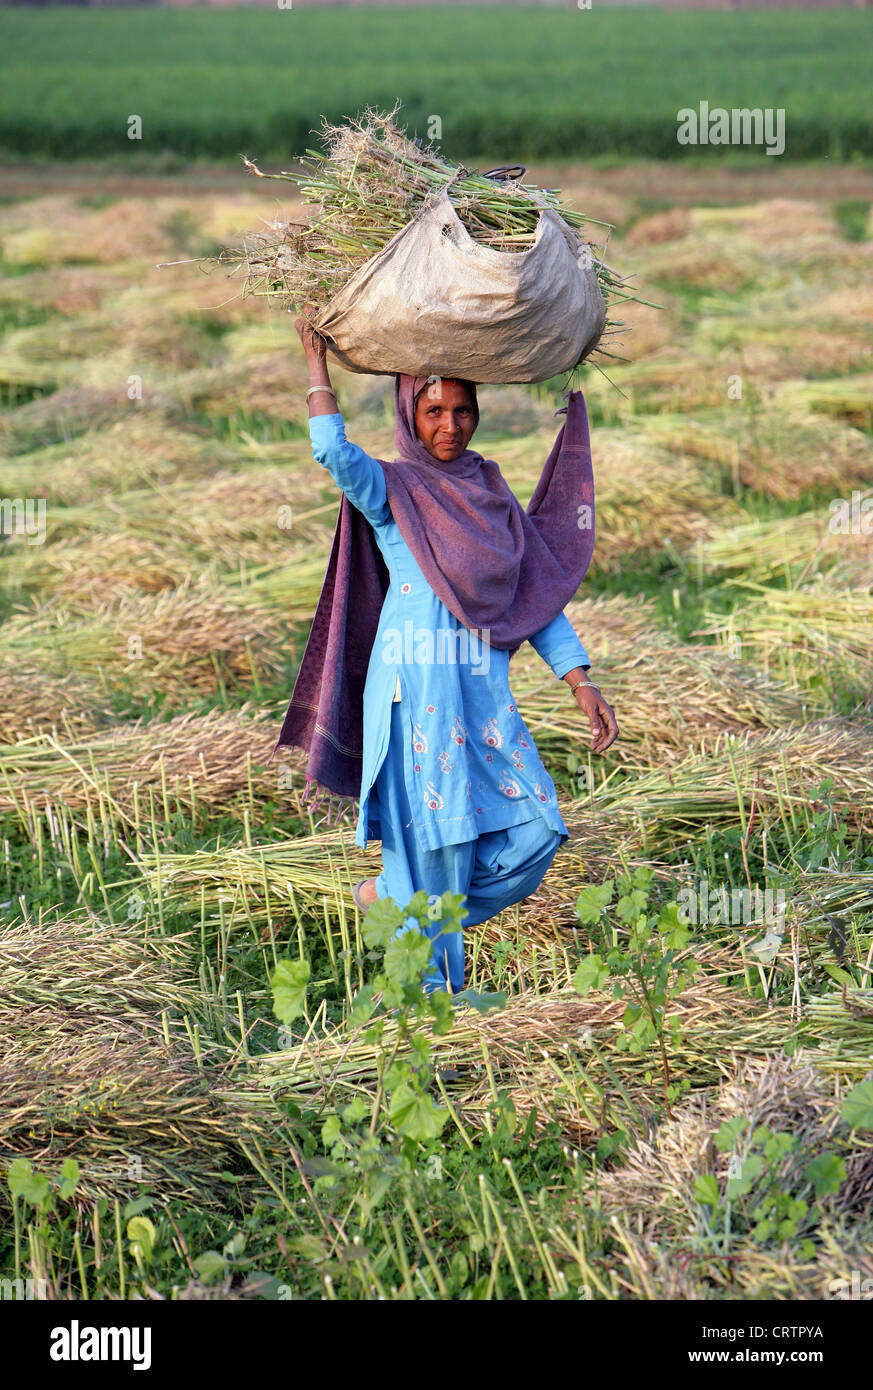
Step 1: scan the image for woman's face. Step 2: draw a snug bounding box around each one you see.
[414,378,476,462]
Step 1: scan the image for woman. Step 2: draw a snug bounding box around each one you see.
[272,315,619,996]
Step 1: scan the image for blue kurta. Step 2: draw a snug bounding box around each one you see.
[309,413,590,853]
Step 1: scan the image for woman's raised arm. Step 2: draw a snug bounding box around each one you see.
[296,311,390,527]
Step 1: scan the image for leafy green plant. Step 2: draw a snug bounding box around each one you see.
[264,890,519,1291]
[7,1156,79,1216]
[6,1157,81,1296]
[841,1077,873,1133]
[693,1117,846,1258]
[126,1215,157,1276]
[271,888,505,1163]
[573,866,698,1117]
[797,778,851,874]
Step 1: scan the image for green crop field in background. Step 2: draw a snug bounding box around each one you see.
[0,6,871,163]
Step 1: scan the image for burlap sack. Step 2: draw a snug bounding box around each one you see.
[313,188,606,383]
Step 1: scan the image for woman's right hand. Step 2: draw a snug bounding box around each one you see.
[295,304,327,360]
[297,302,337,416]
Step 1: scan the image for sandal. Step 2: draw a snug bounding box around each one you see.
[352,879,373,914]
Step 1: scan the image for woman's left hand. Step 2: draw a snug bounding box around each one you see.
[573,684,619,754]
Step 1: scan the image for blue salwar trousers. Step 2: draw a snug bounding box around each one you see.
[371,701,566,994]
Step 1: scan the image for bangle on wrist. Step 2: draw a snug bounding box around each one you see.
[570,678,600,694]
[306,385,337,402]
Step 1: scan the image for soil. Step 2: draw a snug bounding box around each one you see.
[1,158,872,208]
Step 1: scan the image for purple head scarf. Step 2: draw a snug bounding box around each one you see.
[268,375,596,821]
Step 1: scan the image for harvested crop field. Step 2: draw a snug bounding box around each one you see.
[1,154,873,1308]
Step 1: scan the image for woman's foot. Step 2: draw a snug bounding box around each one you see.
[352,877,379,912]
